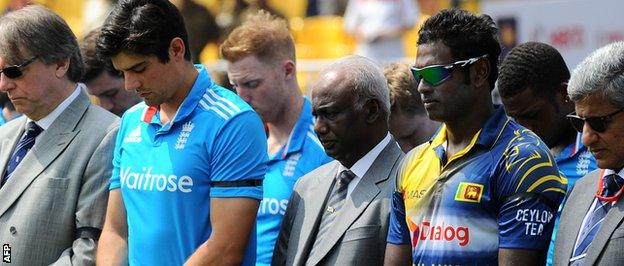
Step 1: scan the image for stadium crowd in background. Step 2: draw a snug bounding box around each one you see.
[0,0,623,265]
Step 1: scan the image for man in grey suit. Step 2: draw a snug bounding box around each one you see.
[272,55,404,266]
[0,6,118,265]
[554,41,624,265]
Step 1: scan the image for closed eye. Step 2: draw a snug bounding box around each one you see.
[100,89,119,98]
[242,79,261,89]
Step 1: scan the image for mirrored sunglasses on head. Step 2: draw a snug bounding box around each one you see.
[566,108,624,133]
[0,56,37,79]
[410,54,488,86]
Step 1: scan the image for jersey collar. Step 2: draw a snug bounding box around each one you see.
[474,105,509,148]
[142,64,213,132]
[429,106,507,166]
[556,132,585,161]
[271,97,313,160]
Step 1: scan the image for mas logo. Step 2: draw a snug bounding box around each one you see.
[454,182,484,203]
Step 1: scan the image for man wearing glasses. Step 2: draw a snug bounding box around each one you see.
[553,41,624,265]
[0,5,119,265]
[383,62,440,152]
[384,9,567,265]
[497,41,597,265]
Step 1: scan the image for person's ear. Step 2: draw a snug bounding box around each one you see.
[169,37,186,61]
[282,60,296,80]
[55,58,70,78]
[364,98,381,123]
[559,82,570,103]
[472,57,490,89]
[556,81,574,114]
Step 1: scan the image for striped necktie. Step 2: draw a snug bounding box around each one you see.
[2,122,43,185]
[308,170,356,261]
[571,173,624,265]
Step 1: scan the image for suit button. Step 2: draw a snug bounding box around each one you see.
[9,226,16,235]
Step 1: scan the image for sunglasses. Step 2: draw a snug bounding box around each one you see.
[566,108,624,133]
[0,56,37,79]
[411,54,488,86]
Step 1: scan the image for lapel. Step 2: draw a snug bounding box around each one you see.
[0,91,88,217]
[307,140,401,265]
[585,172,624,265]
[0,121,27,176]
[559,172,599,263]
[293,162,340,264]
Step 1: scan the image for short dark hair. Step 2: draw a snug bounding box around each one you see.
[80,28,123,83]
[0,5,84,82]
[498,42,570,99]
[97,0,191,63]
[418,8,501,90]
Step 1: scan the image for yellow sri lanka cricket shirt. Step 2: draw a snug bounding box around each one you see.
[387,107,567,265]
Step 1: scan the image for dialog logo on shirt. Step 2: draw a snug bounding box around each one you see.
[454,182,484,203]
[408,219,470,248]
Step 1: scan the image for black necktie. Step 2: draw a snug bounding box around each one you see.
[2,121,43,184]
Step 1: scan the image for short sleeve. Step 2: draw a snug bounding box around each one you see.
[386,169,410,245]
[109,117,127,190]
[387,188,411,245]
[496,136,567,250]
[209,111,268,199]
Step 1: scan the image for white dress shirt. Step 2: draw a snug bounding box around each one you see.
[339,132,392,197]
[27,83,83,138]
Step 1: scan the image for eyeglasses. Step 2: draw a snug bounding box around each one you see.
[411,54,488,86]
[0,56,37,79]
[566,108,624,133]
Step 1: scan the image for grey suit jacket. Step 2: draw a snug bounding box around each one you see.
[554,169,624,266]
[0,89,119,265]
[272,139,404,266]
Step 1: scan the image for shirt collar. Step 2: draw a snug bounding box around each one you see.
[142,64,212,131]
[29,83,82,130]
[428,105,508,150]
[341,132,391,179]
[474,105,510,148]
[556,132,585,160]
[275,97,313,160]
[604,168,624,177]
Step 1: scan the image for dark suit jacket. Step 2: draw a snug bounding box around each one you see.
[554,169,624,266]
[272,139,404,266]
[0,89,119,265]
